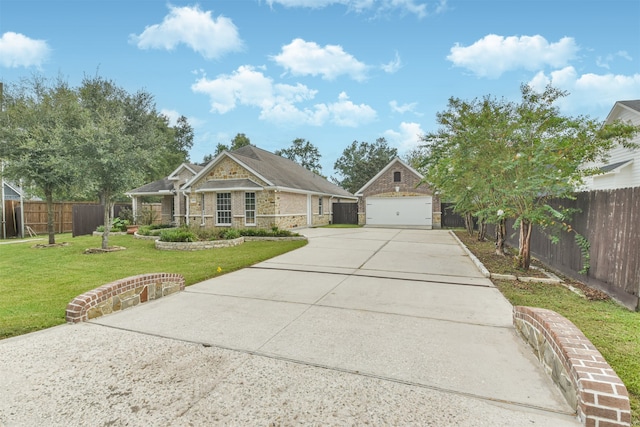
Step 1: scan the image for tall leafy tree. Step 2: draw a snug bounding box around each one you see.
[154,114,193,176]
[0,76,83,244]
[421,84,639,270]
[77,76,169,249]
[275,138,322,174]
[333,137,397,193]
[230,133,251,151]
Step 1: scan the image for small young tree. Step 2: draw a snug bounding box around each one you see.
[77,76,170,249]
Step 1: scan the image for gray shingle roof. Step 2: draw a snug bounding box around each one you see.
[226,146,354,198]
[619,100,640,112]
[196,178,263,191]
[600,160,632,173]
[128,178,173,195]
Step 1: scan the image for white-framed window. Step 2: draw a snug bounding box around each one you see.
[216,193,232,225]
[200,193,206,224]
[245,192,256,226]
[318,197,323,215]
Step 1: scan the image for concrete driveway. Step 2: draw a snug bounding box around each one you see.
[0,228,579,426]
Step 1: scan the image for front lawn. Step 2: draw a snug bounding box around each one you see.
[455,230,640,426]
[0,233,306,339]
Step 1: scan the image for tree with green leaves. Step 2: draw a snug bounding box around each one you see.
[204,134,251,162]
[333,137,398,194]
[275,138,322,175]
[421,84,639,270]
[77,75,173,249]
[0,76,83,244]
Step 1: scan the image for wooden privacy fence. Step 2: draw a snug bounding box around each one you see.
[5,201,135,238]
[479,188,639,310]
[332,203,358,224]
[9,201,75,237]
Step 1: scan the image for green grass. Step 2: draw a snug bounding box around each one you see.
[454,230,640,426]
[0,233,306,340]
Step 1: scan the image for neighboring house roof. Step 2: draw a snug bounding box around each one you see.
[355,157,423,196]
[186,145,356,199]
[3,181,25,201]
[127,178,174,196]
[600,159,633,174]
[605,99,640,124]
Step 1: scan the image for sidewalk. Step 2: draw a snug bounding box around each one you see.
[0,227,579,426]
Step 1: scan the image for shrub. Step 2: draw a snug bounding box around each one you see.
[222,229,241,240]
[159,228,196,242]
[138,224,176,236]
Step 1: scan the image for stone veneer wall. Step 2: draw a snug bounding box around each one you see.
[155,237,244,251]
[65,273,185,323]
[513,306,631,427]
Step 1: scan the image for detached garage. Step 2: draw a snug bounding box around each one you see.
[356,158,441,229]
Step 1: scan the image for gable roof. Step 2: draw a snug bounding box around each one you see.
[127,178,173,196]
[605,99,640,124]
[168,163,204,180]
[186,145,355,198]
[355,157,423,196]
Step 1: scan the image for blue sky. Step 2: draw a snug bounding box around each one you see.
[1,0,639,177]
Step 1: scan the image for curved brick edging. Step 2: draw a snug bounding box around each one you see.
[65,273,185,323]
[513,306,631,427]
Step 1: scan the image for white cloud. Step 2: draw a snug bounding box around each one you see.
[160,109,181,125]
[447,34,579,78]
[264,0,435,17]
[272,38,368,81]
[381,51,402,73]
[528,66,640,117]
[192,66,376,127]
[389,100,418,114]
[596,51,633,70]
[129,5,243,60]
[384,121,424,152]
[0,32,50,68]
[325,92,377,126]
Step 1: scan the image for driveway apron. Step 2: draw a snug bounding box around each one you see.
[0,227,580,426]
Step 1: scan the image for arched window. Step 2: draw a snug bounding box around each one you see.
[393,171,401,182]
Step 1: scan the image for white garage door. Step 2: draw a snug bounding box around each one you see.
[366,197,432,227]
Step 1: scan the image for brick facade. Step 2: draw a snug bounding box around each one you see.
[358,160,441,227]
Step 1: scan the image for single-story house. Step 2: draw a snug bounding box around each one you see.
[128,145,356,229]
[582,99,640,191]
[355,157,441,228]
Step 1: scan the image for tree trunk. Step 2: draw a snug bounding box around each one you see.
[477,220,487,241]
[45,188,55,245]
[517,219,533,270]
[101,193,111,250]
[495,218,506,256]
[464,212,474,236]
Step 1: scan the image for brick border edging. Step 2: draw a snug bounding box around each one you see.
[65,273,185,323]
[513,306,631,427]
